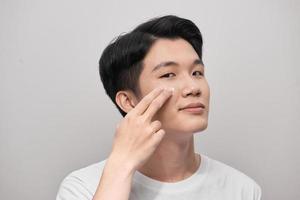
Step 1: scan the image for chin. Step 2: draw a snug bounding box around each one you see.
[195,122,208,132]
[164,119,208,136]
[184,122,208,133]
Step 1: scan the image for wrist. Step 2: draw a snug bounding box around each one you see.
[106,153,136,176]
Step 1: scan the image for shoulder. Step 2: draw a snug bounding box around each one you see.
[205,155,258,185]
[203,155,262,200]
[56,159,107,200]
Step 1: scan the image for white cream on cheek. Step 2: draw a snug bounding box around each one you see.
[160,86,175,95]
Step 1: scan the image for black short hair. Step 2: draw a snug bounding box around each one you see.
[99,15,203,117]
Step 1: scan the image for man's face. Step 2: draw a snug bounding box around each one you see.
[136,38,210,136]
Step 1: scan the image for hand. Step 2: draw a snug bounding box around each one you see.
[108,87,174,171]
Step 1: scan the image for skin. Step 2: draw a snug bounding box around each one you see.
[116,37,210,182]
[139,38,209,134]
[93,38,210,200]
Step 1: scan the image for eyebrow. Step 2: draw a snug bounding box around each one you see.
[151,58,204,73]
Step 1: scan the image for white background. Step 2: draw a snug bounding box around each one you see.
[1,0,299,199]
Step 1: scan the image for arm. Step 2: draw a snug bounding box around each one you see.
[92,87,173,200]
[92,155,135,200]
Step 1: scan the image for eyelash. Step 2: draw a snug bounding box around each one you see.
[159,71,203,78]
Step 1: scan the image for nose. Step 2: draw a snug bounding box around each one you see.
[181,76,201,97]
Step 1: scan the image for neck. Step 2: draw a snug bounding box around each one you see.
[136,135,200,182]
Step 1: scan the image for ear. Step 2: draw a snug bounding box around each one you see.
[115,90,138,114]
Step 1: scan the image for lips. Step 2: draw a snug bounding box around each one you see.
[180,102,205,110]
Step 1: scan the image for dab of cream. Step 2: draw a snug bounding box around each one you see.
[169,87,175,94]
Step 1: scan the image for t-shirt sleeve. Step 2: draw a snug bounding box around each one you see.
[56,174,94,200]
[253,182,262,200]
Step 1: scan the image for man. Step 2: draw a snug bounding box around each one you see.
[56,15,262,200]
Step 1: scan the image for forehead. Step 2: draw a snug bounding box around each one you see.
[142,38,200,71]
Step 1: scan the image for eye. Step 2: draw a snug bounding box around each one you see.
[193,71,203,76]
[160,73,176,78]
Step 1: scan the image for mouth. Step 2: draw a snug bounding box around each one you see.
[180,107,205,114]
[179,102,205,110]
[179,102,205,114]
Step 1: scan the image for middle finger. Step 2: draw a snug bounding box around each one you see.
[142,88,174,122]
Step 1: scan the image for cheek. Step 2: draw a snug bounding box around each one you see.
[205,84,210,100]
[159,94,178,117]
[141,79,162,92]
[142,82,176,97]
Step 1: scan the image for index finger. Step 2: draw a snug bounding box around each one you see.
[142,88,173,122]
[129,87,165,116]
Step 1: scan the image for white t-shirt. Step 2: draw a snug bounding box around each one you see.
[56,154,262,200]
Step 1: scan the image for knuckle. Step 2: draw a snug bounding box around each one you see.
[144,96,151,103]
[140,96,150,106]
[124,113,131,121]
[152,100,162,108]
[160,129,165,135]
[126,113,135,122]
[136,117,145,126]
[153,120,162,128]
[140,116,148,123]
[146,126,155,134]
[156,129,165,136]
